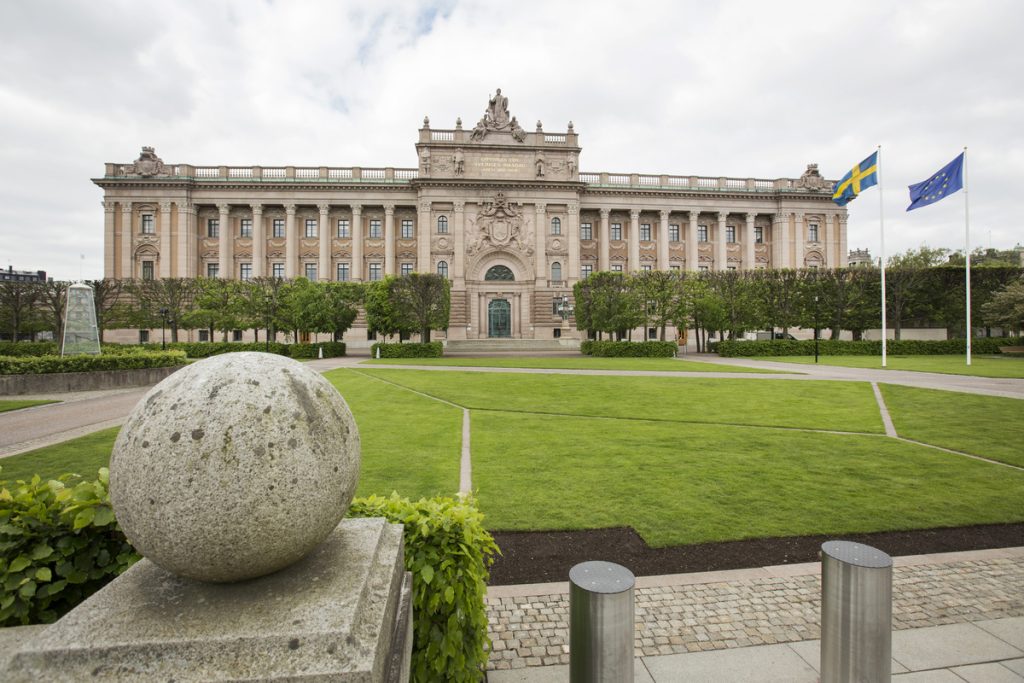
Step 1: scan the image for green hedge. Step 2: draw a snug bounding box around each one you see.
[287,341,346,358]
[581,340,678,357]
[0,351,187,375]
[0,342,59,357]
[131,341,346,359]
[713,336,1024,357]
[349,494,498,683]
[0,469,140,626]
[370,342,444,358]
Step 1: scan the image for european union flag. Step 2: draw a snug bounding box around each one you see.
[906,153,964,211]
[832,152,879,206]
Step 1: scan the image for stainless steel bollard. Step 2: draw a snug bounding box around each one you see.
[569,560,635,683]
[820,540,893,683]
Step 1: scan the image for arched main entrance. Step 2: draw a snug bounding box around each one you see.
[488,299,511,338]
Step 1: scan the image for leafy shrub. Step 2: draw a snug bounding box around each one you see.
[349,494,499,683]
[582,340,677,357]
[0,469,140,626]
[370,342,443,358]
[0,342,59,357]
[136,341,290,358]
[287,341,346,358]
[0,351,187,375]
[714,337,1024,357]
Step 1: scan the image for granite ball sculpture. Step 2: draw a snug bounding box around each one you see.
[109,352,360,582]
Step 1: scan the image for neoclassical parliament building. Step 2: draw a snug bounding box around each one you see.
[95,90,847,342]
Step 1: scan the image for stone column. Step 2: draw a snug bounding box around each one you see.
[157,201,173,278]
[251,204,264,277]
[628,209,640,272]
[351,204,363,281]
[384,204,396,276]
[318,203,331,280]
[824,214,835,268]
[103,200,116,278]
[658,210,670,271]
[512,293,520,337]
[744,213,756,271]
[120,202,133,279]
[715,212,727,271]
[793,212,805,269]
[535,203,547,285]
[285,204,297,279]
[567,201,580,283]
[452,202,466,285]
[417,201,431,273]
[218,204,232,279]
[774,212,790,268]
[686,211,698,271]
[838,215,849,267]
[177,202,194,278]
[599,208,610,271]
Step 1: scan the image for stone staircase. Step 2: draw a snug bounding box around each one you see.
[444,339,579,353]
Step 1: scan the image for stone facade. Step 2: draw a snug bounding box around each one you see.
[94,90,847,341]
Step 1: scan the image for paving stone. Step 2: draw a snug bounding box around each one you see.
[949,662,1024,682]
[892,670,968,682]
[976,617,1024,650]
[893,623,1024,671]
[642,642,817,682]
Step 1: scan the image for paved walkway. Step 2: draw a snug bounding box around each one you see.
[486,546,1024,681]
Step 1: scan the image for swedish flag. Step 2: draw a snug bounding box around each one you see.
[832,152,879,206]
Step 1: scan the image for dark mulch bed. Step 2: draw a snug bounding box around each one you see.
[488,523,1024,585]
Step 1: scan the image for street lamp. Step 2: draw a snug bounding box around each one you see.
[158,307,169,351]
[813,295,820,364]
[554,294,574,323]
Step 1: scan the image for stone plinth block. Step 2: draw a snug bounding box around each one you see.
[109,352,360,582]
[4,518,413,682]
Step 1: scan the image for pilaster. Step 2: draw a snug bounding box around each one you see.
[218,203,232,279]
[686,211,698,271]
[628,209,640,272]
[176,202,194,278]
[251,204,264,277]
[793,211,805,269]
[159,201,173,278]
[318,203,331,280]
[535,203,547,285]
[599,208,610,271]
[120,202,133,279]
[744,213,756,271]
[417,201,431,273]
[452,202,466,285]
[103,200,116,278]
[715,212,727,271]
[658,210,670,271]
[567,202,580,282]
[824,214,835,268]
[384,204,396,276]
[351,204,363,281]
[285,204,297,279]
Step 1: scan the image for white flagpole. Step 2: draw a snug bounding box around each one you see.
[964,147,972,366]
[878,145,887,367]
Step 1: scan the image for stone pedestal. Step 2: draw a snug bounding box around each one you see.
[4,518,412,682]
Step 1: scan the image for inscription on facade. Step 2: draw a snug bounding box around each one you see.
[472,154,528,178]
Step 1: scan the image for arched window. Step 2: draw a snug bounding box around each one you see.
[437,216,448,234]
[437,261,449,278]
[551,217,561,235]
[551,262,562,281]
[484,265,515,281]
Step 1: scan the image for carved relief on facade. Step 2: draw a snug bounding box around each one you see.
[123,146,167,177]
[332,250,352,259]
[640,243,657,254]
[698,243,712,257]
[795,164,832,192]
[300,250,318,259]
[580,243,598,259]
[468,89,526,143]
[466,192,532,256]
[398,249,417,259]
[397,240,417,251]
[755,244,769,263]
[431,235,454,254]
[267,249,284,259]
[609,244,627,258]
[546,236,567,255]
[201,238,218,250]
[727,243,741,255]
[268,239,285,250]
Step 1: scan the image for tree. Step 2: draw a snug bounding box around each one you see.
[322,282,364,340]
[127,278,197,342]
[390,274,450,342]
[885,246,948,339]
[186,278,241,341]
[632,270,683,341]
[583,272,642,340]
[0,280,42,342]
[38,280,70,345]
[365,276,413,341]
[759,269,802,336]
[981,277,1024,335]
[86,279,127,342]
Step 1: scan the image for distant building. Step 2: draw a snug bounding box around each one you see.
[1,267,47,282]
[847,248,874,268]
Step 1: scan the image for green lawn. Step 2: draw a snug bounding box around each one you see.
[356,369,885,433]
[0,426,120,483]
[880,384,1024,468]
[472,411,1024,546]
[758,354,1024,378]
[0,399,58,413]
[361,356,784,373]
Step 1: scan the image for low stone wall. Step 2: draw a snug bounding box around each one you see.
[0,366,182,395]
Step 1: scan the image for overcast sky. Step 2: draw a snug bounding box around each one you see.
[2,0,1022,280]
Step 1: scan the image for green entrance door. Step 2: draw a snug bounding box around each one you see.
[488,299,511,338]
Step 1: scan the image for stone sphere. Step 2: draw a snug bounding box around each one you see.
[109,352,360,582]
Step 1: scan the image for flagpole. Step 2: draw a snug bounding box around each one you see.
[878,144,887,367]
[964,146,972,366]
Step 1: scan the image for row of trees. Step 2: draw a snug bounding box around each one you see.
[0,274,451,345]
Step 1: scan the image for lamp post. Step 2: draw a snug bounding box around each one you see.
[158,307,169,351]
[814,295,820,364]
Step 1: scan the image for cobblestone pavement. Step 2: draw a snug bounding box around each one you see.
[485,547,1024,672]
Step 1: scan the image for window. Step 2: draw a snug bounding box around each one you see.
[551,217,561,235]
[551,262,562,281]
[699,265,709,272]
[369,263,382,281]
[272,262,285,278]
[401,219,414,239]
[232,330,243,342]
[198,329,209,342]
[809,223,820,242]
[580,222,593,240]
[139,330,150,343]
[141,260,154,280]
[640,223,651,241]
[240,263,252,281]
[485,265,515,281]
[336,263,350,281]
[369,219,382,238]
[304,263,317,280]
[437,216,448,234]
[207,219,219,238]
[581,264,593,278]
[698,225,708,242]
[240,219,252,238]
[273,218,285,238]
[305,219,318,238]
[670,265,681,272]
[669,224,680,242]
[401,262,413,276]
[611,264,623,273]
[141,214,154,234]
[437,261,448,278]
[727,265,737,271]
[641,264,652,272]
[207,263,219,278]
[726,226,736,243]
[611,222,622,241]
[755,226,764,244]
[648,328,657,340]
[337,219,350,238]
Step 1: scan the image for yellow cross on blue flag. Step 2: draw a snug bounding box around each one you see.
[832,152,879,206]
[906,153,964,211]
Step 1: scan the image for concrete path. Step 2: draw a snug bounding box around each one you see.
[486,546,1024,681]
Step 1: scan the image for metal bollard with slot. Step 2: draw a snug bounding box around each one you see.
[820,540,893,683]
[569,560,635,683]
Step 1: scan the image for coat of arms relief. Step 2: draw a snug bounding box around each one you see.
[466,192,534,257]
